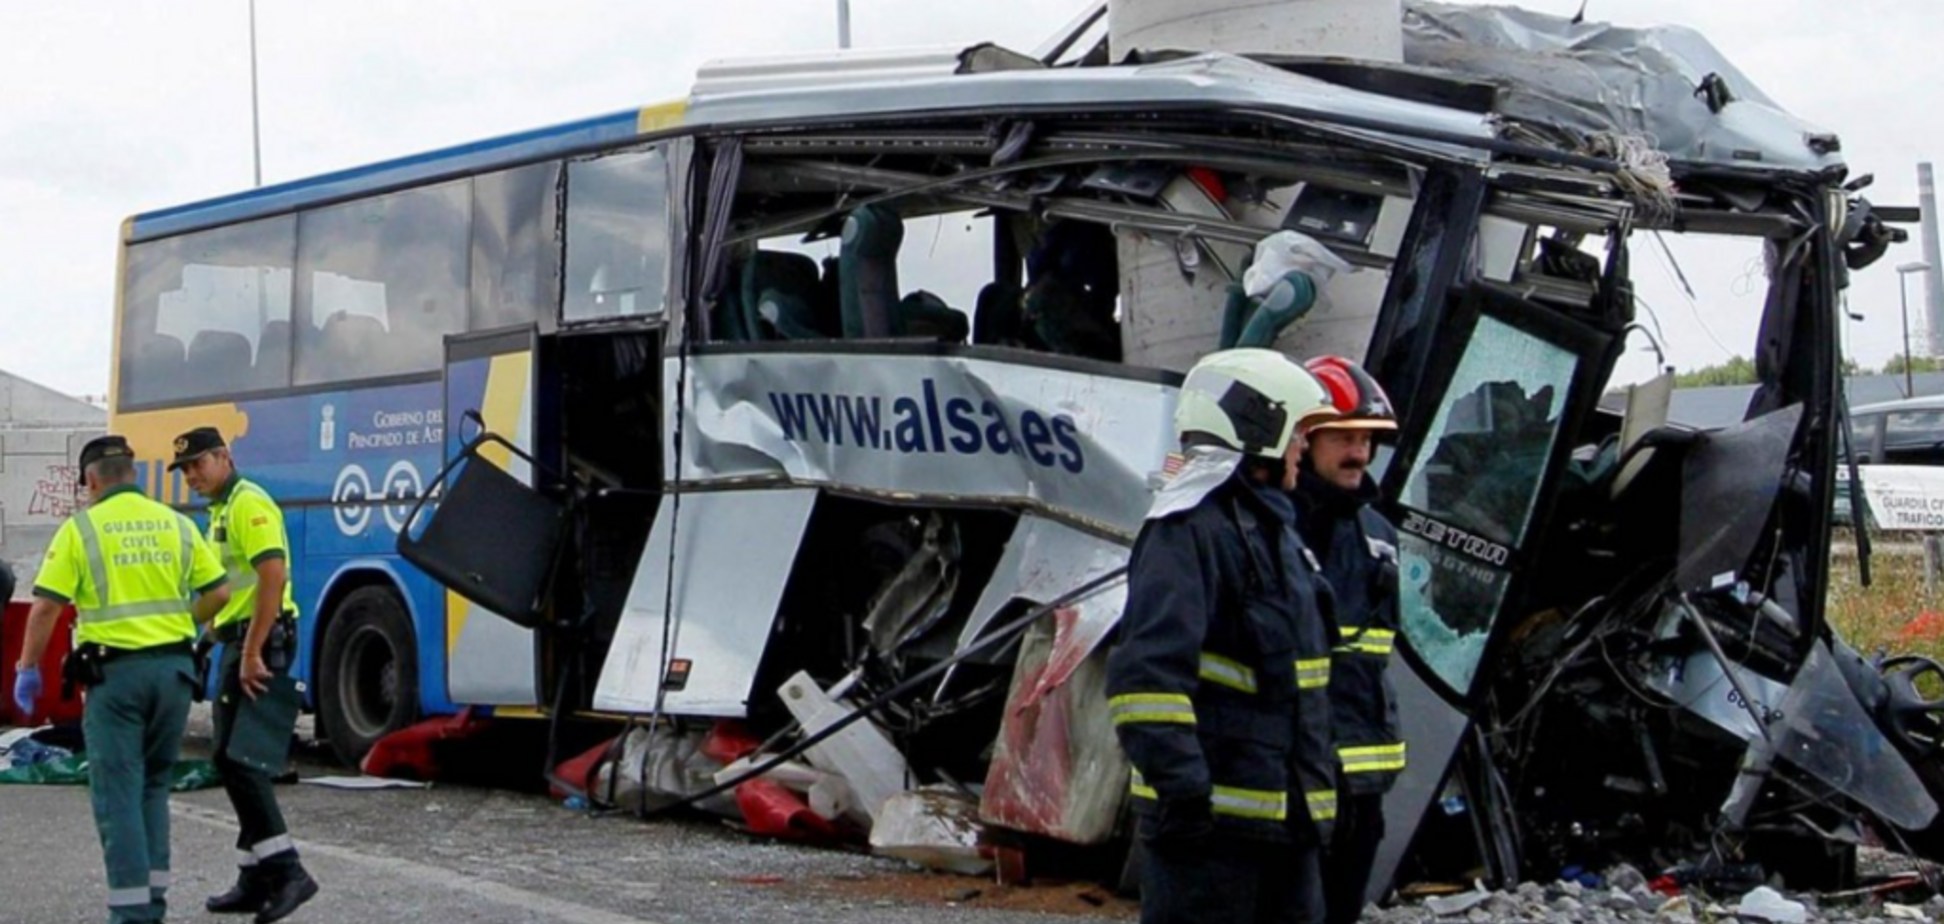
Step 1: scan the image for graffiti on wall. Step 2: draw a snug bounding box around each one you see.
[27,463,83,520]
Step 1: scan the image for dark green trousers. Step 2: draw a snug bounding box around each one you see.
[212,644,300,875]
[83,649,195,924]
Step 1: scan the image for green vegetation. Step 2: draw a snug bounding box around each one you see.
[1827,530,1944,664]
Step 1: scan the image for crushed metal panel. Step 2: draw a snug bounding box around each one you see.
[673,350,1179,538]
[592,487,819,716]
[1677,404,1803,593]
[980,577,1131,845]
[1403,1,1844,172]
[956,514,1130,656]
[1368,653,1473,903]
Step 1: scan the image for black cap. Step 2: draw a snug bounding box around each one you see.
[76,436,135,486]
[166,427,227,472]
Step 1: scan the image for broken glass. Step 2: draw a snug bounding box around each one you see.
[1398,313,1577,694]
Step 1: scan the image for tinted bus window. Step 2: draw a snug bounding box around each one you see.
[471,162,561,332]
[120,215,297,408]
[564,148,668,323]
[295,181,470,386]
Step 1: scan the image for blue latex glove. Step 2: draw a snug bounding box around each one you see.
[13,667,41,721]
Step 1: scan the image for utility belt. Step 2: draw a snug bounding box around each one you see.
[62,639,196,696]
[212,611,296,645]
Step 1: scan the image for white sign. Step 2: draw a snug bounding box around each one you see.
[675,352,1181,537]
[1853,465,1944,531]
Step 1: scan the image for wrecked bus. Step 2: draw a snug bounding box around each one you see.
[108,0,1944,897]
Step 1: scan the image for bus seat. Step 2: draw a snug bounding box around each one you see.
[321,311,388,372]
[713,286,751,342]
[816,256,844,336]
[899,290,969,344]
[839,205,904,339]
[740,251,825,340]
[130,333,187,401]
[1231,270,1318,349]
[188,330,253,394]
[1023,278,1121,362]
[1023,220,1121,361]
[973,281,1025,347]
[254,320,291,388]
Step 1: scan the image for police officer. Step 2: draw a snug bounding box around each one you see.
[170,427,319,923]
[1295,357,1406,924]
[1109,349,1342,924]
[12,436,231,924]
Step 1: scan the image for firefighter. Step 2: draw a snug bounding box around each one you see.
[170,427,319,923]
[12,435,231,924]
[1295,356,1405,924]
[1109,348,1342,924]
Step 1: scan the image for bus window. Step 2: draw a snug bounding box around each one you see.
[294,181,471,385]
[119,215,296,408]
[564,147,669,323]
[471,162,561,333]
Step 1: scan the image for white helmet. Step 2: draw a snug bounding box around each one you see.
[1175,349,1337,460]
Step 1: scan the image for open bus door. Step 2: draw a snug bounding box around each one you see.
[431,325,550,707]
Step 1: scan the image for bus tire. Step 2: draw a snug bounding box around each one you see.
[317,586,420,768]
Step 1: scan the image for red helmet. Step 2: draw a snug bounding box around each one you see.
[1304,356,1397,431]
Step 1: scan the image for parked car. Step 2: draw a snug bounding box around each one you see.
[1837,395,1944,528]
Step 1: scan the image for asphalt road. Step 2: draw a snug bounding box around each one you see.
[0,709,1132,924]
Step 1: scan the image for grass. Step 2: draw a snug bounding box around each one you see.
[1826,528,1944,665]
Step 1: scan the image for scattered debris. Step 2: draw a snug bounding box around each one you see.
[868,787,991,875]
[298,775,430,791]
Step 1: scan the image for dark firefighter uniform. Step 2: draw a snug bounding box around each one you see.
[1109,471,1339,924]
[32,438,228,923]
[1295,469,1405,924]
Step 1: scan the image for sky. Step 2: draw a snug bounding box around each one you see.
[4,0,1942,401]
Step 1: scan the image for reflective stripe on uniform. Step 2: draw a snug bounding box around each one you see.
[1109,693,1196,726]
[1339,742,1408,773]
[1294,657,1331,690]
[72,510,193,626]
[1306,788,1339,822]
[251,834,295,859]
[1129,771,1288,821]
[1197,652,1258,694]
[1336,627,1395,656]
[108,886,151,907]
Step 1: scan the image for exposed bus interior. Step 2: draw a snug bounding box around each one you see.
[703,113,1418,357]
[547,328,665,711]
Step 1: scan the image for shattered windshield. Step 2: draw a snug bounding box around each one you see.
[1399,314,1576,694]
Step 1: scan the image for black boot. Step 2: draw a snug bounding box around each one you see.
[206,865,270,914]
[254,865,319,924]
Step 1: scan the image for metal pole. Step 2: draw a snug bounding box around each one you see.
[837,0,851,49]
[1903,273,1915,398]
[249,0,263,187]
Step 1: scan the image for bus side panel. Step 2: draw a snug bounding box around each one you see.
[298,497,457,718]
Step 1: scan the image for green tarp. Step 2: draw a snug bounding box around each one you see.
[0,756,222,791]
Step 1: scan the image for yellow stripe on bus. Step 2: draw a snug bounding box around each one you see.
[451,349,532,650]
[112,405,253,505]
[637,100,687,135]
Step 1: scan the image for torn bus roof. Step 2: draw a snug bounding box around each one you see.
[1402,1,1845,174]
[682,50,1499,167]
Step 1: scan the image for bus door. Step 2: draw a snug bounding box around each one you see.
[439,325,544,706]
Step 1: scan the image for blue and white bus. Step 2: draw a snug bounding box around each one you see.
[108,29,1897,889]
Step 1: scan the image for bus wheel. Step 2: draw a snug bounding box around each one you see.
[317,586,420,768]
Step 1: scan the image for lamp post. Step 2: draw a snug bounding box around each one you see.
[1899,261,1933,397]
[247,0,264,188]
